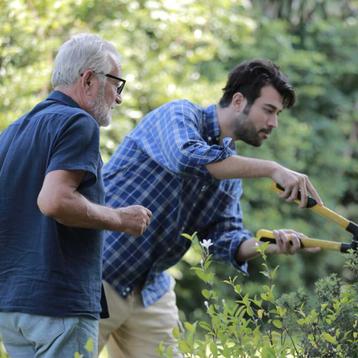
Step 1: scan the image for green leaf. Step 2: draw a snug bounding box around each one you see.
[272,319,283,329]
[184,321,196,333]
[202,288,212,299]
[260,270,271,279]
[191,267,214,283]
[252,298,262,307]
[245,304,254,317]
[276,306,287,317]
[181,233,193,241]
[84,338,93,353]
[322,332,337,345]
[242,294,250,306]
[157,342,165,355]
[261,345,276,358]
[199,321,211,331]
[234,284,242,294]
[257,309,265,319]
[209,341,218,356]
[178,340,192,354]
[172,326,180,339]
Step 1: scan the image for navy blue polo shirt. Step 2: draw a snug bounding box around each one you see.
[0,91,105,319]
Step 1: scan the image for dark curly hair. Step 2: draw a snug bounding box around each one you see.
[219,59,295,109]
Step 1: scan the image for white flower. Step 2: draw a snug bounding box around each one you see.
[204,300,209,309]
[200,239,213,250]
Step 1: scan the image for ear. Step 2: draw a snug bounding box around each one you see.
[80,69,96,96]
[231,92,247,111]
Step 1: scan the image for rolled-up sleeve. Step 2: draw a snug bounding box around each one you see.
[203,222,252,275]
[132,100,234,178]
[215,229,251,274]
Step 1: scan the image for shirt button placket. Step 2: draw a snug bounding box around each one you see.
[121,287,130,297]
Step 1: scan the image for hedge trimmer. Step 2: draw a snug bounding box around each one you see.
[256,183,358,253]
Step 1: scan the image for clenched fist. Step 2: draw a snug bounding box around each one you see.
[266,229,320,255]
[114,205,152,237]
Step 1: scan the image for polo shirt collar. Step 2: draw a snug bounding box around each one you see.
[47,90,81,109]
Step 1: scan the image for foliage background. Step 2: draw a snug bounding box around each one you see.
[0,0,357,348]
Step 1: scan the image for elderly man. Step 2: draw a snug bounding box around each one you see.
[0,33,151,358]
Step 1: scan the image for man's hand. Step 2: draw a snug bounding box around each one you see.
[271,164,323,208]
[236,229,320,262]
[115,205,152,237]
[266,229,320,255]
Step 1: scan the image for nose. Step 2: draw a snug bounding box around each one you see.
[268,114,278,128]
[115,94,122,105]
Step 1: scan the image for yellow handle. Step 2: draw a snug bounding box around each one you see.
[271,182,350,229]
[256,229,343,252]
[311,205,349,228]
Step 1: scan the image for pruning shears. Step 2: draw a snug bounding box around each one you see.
[256,183,358,253]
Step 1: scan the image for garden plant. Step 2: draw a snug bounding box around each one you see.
[159,233,358,358]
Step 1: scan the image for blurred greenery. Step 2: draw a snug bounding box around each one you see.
[0,0,357,353]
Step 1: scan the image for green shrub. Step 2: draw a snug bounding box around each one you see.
[279,251,358,358]
[159,234,358,358]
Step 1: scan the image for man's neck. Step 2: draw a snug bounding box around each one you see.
[55,83,90,113]
[216,104,235,143]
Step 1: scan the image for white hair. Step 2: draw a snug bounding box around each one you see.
[51,33,120,88]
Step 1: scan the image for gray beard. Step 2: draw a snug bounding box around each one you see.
[91,84,111,127]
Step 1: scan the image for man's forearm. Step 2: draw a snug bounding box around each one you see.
[206,155,279,180]
[39,189,151,236]
[37,170,151,236]
[205,155,323,207]
[38,188,122,231]
[236,238,262,262]
[236,237,288,261]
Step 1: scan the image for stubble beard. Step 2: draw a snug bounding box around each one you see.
[234,106,263,147]
[91,84,112,127]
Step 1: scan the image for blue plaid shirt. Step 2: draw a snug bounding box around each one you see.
[102,100,252,307]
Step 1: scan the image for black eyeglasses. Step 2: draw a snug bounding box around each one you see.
[100,73,126,95]
[80,71,126,95]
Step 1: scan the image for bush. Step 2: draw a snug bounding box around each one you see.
[159,234,358,358]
